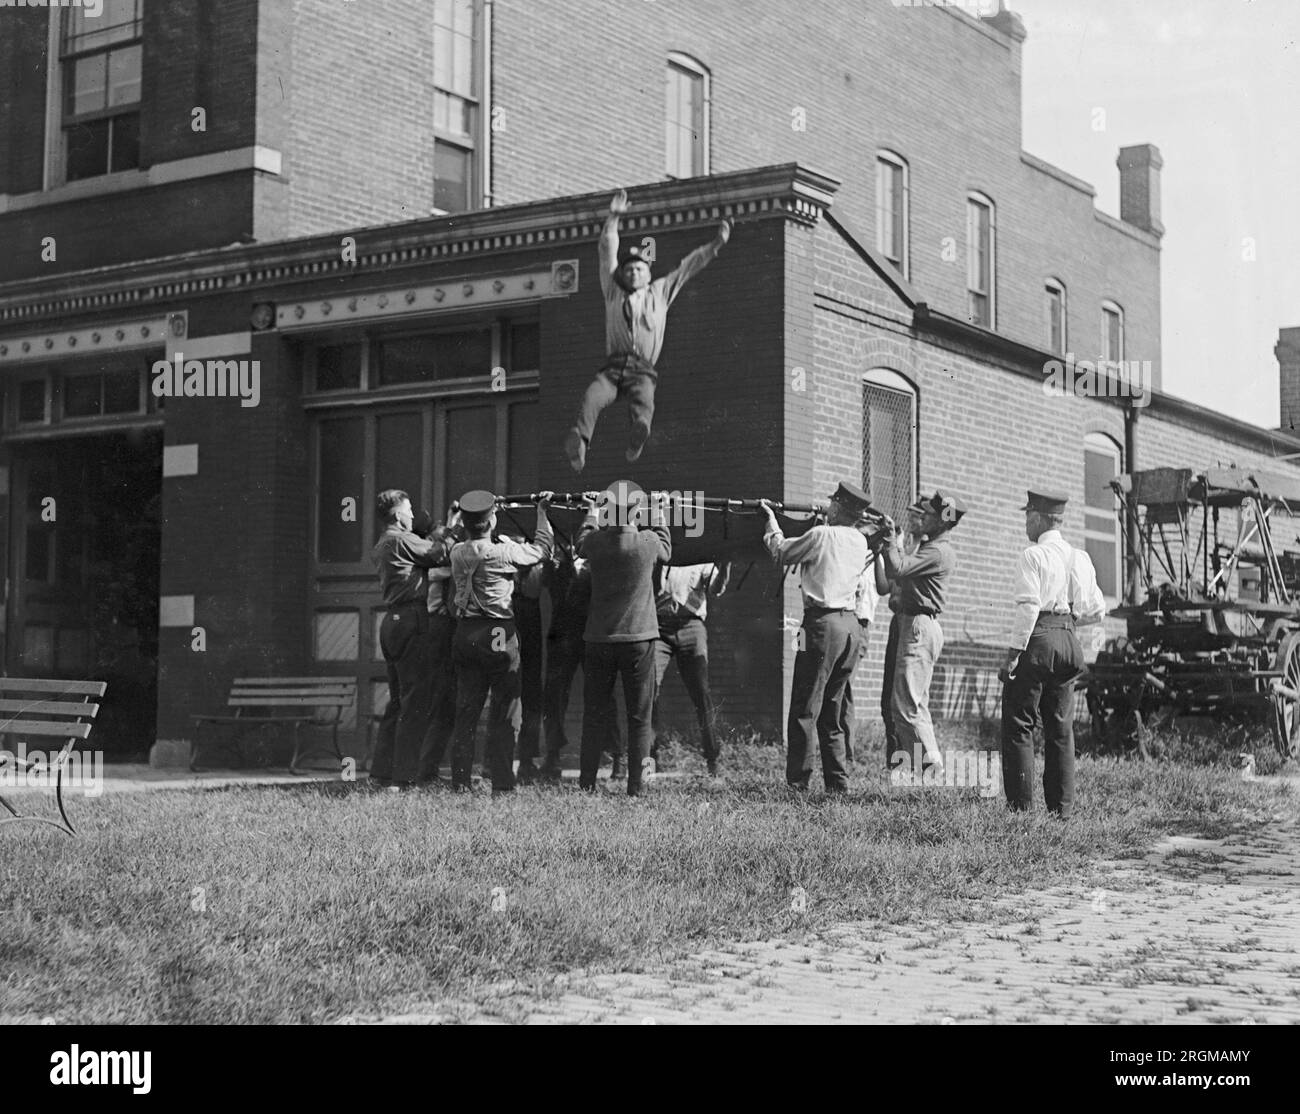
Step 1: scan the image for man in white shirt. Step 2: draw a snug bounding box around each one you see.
[651,561,730,776]
[999,490,1107,819]
[760,481,876,792]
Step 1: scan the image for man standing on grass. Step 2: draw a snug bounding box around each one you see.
[999,491,1106,819]
[760,482,876,793]
[576,480,672,797]
[448,490,555,794]
[371,490,453,789]
[417,516,460,786]
[650,561,730,776]
[880,491,966,777]
[563,188,731,472]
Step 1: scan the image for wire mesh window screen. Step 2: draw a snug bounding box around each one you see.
[863,382,916,520]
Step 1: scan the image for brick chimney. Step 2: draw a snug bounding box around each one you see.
[1117,144,1164,237]
[982,2,1027,44]
[1278,327,1300,434]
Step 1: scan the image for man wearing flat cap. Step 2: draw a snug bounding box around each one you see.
[447,489,555,794]
[562,188,731,472]
[880,490,966,774]
[760,481,878,792]
[576,479,673,797]
[1000,491,1106,818]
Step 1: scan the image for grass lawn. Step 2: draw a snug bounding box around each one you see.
[1,729,1294,1023]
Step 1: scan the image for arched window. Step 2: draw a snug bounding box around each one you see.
[1101,300,1125,369]
[666,53,711,179]
[876,151,910,279]
[966,191,996,327]
[1084,432,1123,600]
[862,369,918,520]
[1045,278,1067,355]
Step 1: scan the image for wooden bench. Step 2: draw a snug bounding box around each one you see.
[0,678,107,837]
[191,677,357,774]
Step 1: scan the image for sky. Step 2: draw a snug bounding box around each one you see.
[1009,0,1299,429]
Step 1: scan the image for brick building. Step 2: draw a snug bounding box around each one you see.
[0,0,1295,763]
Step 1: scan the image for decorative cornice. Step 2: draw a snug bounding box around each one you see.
[0,164,841,327]
[0,313,180,369]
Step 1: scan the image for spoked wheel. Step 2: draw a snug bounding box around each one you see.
[1269,632,1300,761]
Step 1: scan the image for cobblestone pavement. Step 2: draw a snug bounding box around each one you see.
[349,788,1300,1025]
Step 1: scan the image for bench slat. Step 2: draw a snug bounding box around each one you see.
[0,721,93,739]
[232,677,357,687]
[0,679,106,696]
[227,697,352,707]
[0,699,100,717]
[228,691,354,700]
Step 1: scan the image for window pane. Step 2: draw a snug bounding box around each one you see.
[315,344,363,391]
[69,54,107,116]
[378,337,432,385]
[22,625,54,670]
[376,413,424,511]
[1084,448,1117,508]
[107,45,142,106]
[57,627,90,674]
[434,328,492,379]
[64,375,102,418]
[434,140,471,211]
[104,368,140,413]
[18,380,46,422]
[453,30,473,95]
[66,118,110,181]
[25,529,51,583]
[318,418,366,563]
[863,384,915,520]
[510,322,541,371]
[1087,537,1118,597]
[445,406,497,503]
[508,401,539,495]
[110,112,141,172]
[314,611,360,662]
[434,22,454,87]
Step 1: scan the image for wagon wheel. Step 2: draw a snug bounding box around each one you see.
[1269,631,1300,761]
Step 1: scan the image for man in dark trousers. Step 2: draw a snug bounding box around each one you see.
[760,482,876,793]
[371,490,453,788]
[417,518,460,786]
[448,490,554,794]
[510,560,546,783]
[576,480,672,796]
[563,188,731,471]
[999,491,1106,818]
[651,562,730,776]
[880,491,966,775]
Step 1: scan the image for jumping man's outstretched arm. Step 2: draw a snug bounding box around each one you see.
[599,189,630,298]
[659,218,732,307]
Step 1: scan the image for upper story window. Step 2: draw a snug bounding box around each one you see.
[966,192,996,328]
[862,369,918,522]
[1101,300,1125,369]
[876,152,910,279]
[433,0,488,213]
[1084,432,1123,601]
[1045,278,1067,355]
[665,53,710,179]
[61,0,144,183]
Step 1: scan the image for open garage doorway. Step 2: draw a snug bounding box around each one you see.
[5,430,162,759]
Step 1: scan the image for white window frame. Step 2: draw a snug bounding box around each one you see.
[432,0,492,214]
[1045,278,1067,355]
[875,151,910,280]
[966,191,996,328]
[1084,432,1123,604]
[1101,300,1125,371]
[665,52,711,180]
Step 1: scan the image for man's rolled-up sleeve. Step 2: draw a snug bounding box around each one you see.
[1009,550,1044,650]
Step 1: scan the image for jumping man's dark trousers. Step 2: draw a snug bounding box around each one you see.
[570,354,658,452]
[581,639,655,795]
[1001,614,1084,817]
[375,601,433,785]
[451,617,522,791]
[787,609,862,792]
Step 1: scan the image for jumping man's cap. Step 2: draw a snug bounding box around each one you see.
[458,490,496,516]
[1021,491,1068,515]
[616,243,653,269]
[910,490,967,525]
[830,481,873,516]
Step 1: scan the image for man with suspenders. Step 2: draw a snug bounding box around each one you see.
[999,490,1107,818]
